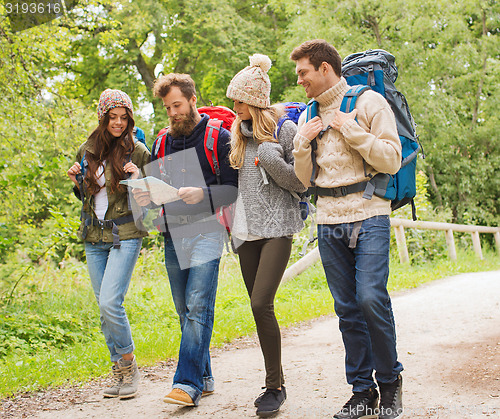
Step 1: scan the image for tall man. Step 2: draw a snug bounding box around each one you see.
[135,73,237,407]
[290,40,404,419]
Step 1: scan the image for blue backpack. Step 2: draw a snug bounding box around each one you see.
[133,126,149,150]
[342,49,421,217]
[307,49,422,220]
[276,102,308,135]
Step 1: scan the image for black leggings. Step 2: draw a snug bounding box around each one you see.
[237,236,292,389]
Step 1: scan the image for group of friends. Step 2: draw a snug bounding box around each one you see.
[67,39,404,419]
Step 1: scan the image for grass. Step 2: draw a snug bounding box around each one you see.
[0,245,498,399]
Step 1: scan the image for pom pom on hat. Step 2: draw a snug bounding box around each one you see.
[97,89,134,121]
[226,54,272,109]
[249,54,272,73]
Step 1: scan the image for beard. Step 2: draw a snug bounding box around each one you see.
[169,106,198,137]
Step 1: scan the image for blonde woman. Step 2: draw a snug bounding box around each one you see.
[226,54,306,417]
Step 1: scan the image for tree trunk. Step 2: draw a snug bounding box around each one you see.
[427,166,443,208]
[471,9,487,129]
[366,15,382,47]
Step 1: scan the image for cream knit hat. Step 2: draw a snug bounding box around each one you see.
[226,54,272,108]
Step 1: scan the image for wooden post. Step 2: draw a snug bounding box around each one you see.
[471,231,483,259]
[445,229,457,261]
[495,232,500,256]
[394,225,410,264]
[282,247,320,283]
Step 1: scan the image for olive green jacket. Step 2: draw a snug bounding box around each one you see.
[73,138,151,243]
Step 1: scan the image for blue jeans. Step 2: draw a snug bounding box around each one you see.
[85,238,142,362]
[317,216,403,392]
[164,232,223,405]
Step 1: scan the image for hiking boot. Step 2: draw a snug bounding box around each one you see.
[378,375,403,419]
[103,364,123,398]
[202,390,214,397]
[334,388,379,419]
[118,356,140,399]
[255,387,286,417]
[254,386,286,407]
[163,388,195,406]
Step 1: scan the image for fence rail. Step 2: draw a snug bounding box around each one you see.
[282,218,500,282]
[390,218,500,263]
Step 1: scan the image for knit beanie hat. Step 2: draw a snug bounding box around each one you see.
[226,54,272,108]
[97,89,134,121]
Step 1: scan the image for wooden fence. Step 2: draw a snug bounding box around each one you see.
[391,218,500,263]
[282,218,500,282]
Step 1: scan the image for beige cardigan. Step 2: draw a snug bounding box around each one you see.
[293,77,402,225]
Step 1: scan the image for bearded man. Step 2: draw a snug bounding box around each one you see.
[135,73,237,407]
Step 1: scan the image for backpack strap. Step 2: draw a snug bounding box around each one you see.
[204,119,223,185]
[80,211,135,249]
[75,151,88,203]
[304,99,319,189]
[340,85,371,114]
[152,128,168,160]
[274,116,288,139]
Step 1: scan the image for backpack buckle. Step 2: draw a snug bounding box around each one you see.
[331,186,347,197]
[176,215,189,224]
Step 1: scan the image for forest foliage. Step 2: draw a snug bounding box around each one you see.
[0,0,499,269]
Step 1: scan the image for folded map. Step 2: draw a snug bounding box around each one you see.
[120,176,180,205]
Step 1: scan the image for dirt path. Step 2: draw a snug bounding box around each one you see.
[2,270,500,418]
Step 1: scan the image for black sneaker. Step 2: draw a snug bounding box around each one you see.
[255,387,286,417]
[334,388,379,419]
[254,387,266,407]
[254,386,286,407]
[378,375,403,419]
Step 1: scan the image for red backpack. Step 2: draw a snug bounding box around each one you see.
[152,106,236,231]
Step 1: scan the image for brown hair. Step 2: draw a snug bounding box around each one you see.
[153,73,196,100]
[290,39,342,77]
[84,108,135,195]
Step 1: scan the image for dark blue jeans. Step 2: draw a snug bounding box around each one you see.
[318,215,403,392]
[164,232,223,405]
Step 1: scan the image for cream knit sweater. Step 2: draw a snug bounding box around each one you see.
[293,77,402,225]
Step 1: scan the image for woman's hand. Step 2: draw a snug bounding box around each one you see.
[124,162,140,179]
[67,162,81,186]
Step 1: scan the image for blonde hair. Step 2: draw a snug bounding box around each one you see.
[229,104,285,169]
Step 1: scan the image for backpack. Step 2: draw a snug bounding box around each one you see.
[151,105,236,233]
[270,102,318,256]
[341,49,421,219]
[133,126,149,150]
[306,49,421,220]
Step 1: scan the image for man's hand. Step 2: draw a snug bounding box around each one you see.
[298,116,324,143]
[132,189,151,206]
[178,187,204,204]
[330,109,358,131]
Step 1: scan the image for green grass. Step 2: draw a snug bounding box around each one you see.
[0,246,498,398]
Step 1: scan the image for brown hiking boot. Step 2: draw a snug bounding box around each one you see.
[163,388,195,406]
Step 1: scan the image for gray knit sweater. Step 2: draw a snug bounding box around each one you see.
[232,119,306,240]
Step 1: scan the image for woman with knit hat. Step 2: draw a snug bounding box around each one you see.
[226,55,306,417]
[67,89,150,399]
